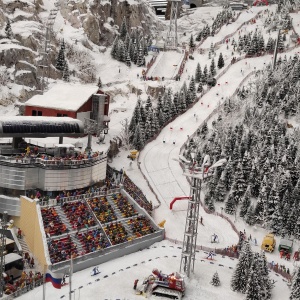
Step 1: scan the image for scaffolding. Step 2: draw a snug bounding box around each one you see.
[166,0,181,49]
[37,1,60,93]
[179,174,201,277]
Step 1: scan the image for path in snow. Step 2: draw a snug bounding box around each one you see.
[147,51,185,79]
[139,54,276,247]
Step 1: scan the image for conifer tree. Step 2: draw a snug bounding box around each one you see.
[231,241,253,293]
[210,272,220,286]
[5,18,13,40]
[111,36,119,59]
[189,34,195,49]
[245,263,262,300]
[225,192,236,215]
[202,65,208,84]
[290,267,300,299]
[56,39,66,71]
[210,58,216,76]
[195,63,202,83]
[240,185,251,218]
[197,82,203,93]
[214,171,226,202]
[245,204,255,226]
[132,124,144,150]
[62,62,70,82]
[217,52,225,69]
[97,77,102,88]
[119,17,128,41]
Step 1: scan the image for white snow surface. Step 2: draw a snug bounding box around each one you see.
[25,83,99,111]
[1,3,298,300]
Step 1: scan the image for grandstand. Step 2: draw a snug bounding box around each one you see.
[20,188,164,273]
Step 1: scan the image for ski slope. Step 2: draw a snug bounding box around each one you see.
[147,51,185,79]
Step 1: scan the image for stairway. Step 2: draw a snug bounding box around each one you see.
[55,206,74,232]
[18,236,30,254]
[70,233,84,254]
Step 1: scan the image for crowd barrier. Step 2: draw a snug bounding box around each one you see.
[2,278,44,300]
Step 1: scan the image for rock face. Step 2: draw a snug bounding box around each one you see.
[0,0,162,101]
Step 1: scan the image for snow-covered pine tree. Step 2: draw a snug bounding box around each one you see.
[231,241,253,293]
[245,204,255,225]
[195,63,202,83]
[217,52,225,69]
[188,76,197,102]
[111,36,119,59]
[197,82,203,93]
[137,44,144,66]
[126,52,131,67]
[145,95,152,113]
[189,34,195,49]
[240,185,251,218]
[62,62,70,82]
[132,123,144,150]
[214,171,226,202]
[259,252,272,299]
[97,77,102,88]
[210,58,216,76]
[225,192,236,215]
[245,261,262,300]
[290,267,300,300]
[202,65,208,84]
[119,17,128,41]
[56,39,66,71]
[210,272,220,286]
[5,18,13,39]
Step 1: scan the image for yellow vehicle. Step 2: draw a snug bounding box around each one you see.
[261,234,276,252]
[128,149,139,160]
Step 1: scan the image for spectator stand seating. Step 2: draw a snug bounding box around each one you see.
[76,227,111,254]
[103,221,131,245]
[62,200,96,230]
[109,193,138,218]
[122,174,153,214]
[41,207,68,237]
[48,235,78,264]
[87,197,118,224]
[127,215,156,238]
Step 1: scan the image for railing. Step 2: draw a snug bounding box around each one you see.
[39,188,120,207]
[0,154,107,168]
[2,278,44,300]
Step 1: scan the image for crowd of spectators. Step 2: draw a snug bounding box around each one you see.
[48,235,78,264]
[111,193,138,218]
[122,174,153,214]
[16,145,104,166]
[128,216,156,237]
[88,197,117,224]
[77,228,110,254]
[62,200,96,229]
[41,207,68,237]
[103,221,129,245]
[4,271,43,295]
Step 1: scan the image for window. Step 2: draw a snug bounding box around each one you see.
[32,110,37,116]
[38,111,42,116]
[57,113,62,117]
[63,114,68,117]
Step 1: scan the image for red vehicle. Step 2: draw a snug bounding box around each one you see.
[144,268,185,299]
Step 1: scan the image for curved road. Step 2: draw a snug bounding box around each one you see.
[139,55,274,246]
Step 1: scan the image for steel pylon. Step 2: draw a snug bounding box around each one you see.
[166,0,180,49]
[179,175,201,277]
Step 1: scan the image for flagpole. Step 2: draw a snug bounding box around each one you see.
[69,257,73,300]
[43,265,47,300]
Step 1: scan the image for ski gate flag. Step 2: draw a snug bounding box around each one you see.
[45,269,64,289]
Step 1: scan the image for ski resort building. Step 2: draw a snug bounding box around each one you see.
[24,83,110,132]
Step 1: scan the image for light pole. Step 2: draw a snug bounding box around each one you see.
[0,212,8,297]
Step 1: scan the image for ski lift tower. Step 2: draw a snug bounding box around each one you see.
[179,155,226,277]
[166,0,181,49]
[179,152,202,278]
[38,1,60,94]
